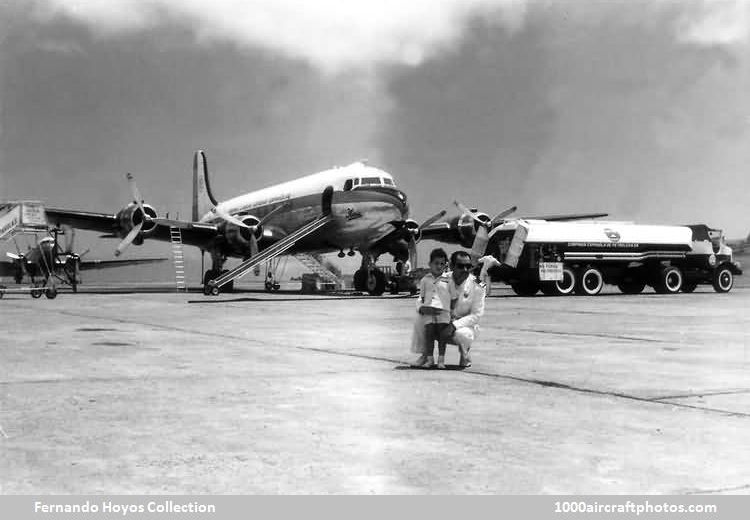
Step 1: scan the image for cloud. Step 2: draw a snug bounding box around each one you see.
[32,0,528,71]
[676,0,750,46]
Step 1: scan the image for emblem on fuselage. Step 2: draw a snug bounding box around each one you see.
[345,207,363,221]
[604,228,621,243]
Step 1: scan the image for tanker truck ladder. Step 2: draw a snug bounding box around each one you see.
[169,226,188,292]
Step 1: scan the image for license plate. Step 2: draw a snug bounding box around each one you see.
[539,262,563,281]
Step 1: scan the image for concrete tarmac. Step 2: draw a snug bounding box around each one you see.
[1,283,749,494]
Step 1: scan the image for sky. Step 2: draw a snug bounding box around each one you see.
[1,0,749,276]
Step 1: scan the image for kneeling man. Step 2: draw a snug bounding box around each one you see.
[442,250,486,367]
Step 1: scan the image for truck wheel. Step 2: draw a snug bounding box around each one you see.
[576,267,603,295]
[617,280,646,294]
[511,281,539,296]
[540,267,576,296]
[712,265,734,293]
[655,266,682,294]
[556,267,576,295]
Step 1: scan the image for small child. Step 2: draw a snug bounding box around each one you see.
[411,248,457,369]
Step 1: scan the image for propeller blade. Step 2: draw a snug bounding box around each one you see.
[489,205,517,226]
[79,248,91,259]
[114,222,143,257]
[126,172,145,210]
[470,226,489,261]
[6,252,21,260]
[419,209,447,230]
[407,238,417,273]
[250,233,259,258]
[62,225,75,254]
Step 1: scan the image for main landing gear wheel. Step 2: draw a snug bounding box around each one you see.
[0,285,5,299]
[31,287,43,299]
[353,269,367,292]
[712,265,734,293]
[365,269,386,296]
[575,266,604,296]
[265,280,281,291]
[655,266,683,294]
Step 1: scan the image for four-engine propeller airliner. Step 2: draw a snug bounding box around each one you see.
[45,151,442,296]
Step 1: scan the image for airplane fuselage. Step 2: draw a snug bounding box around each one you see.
[202,162,409,259]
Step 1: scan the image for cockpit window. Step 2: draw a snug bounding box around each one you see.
[383,178,393,185]
[360,176,381,185]
[343,179,353,191]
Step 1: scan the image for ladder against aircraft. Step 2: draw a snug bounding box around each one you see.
[204,213,334,295]
[169,226,187,292]
[293,252,344,290]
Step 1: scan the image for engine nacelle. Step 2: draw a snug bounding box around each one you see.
[223,215,263,256]
[457,211,490,247]
[116,203,158,242]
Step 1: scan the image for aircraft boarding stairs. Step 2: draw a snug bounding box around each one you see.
[294,252,344,290]
[204,213,334,295]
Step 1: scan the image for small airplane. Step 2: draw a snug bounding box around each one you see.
[45,151,443,295]
[1,227,167,293]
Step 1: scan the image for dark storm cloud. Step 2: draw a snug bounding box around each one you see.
[0,10,383,216]
[380,1,750,236]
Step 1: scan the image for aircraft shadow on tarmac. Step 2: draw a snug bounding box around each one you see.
[188,291,415,304]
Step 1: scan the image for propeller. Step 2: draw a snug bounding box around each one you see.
[406,209,448,271]
[454,201,517,261]
[115,173,147,257]
[213,201,290,258]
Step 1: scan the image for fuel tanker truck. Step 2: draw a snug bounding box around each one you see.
[482,220,742,296]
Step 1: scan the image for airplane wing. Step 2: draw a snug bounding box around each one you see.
[45,209,220,249]
[419,221,462,244]
[520,212,609,221]
[79,257,169,271]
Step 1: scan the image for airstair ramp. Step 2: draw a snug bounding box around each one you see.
[294,252,344,290]
[207,213,333,294]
